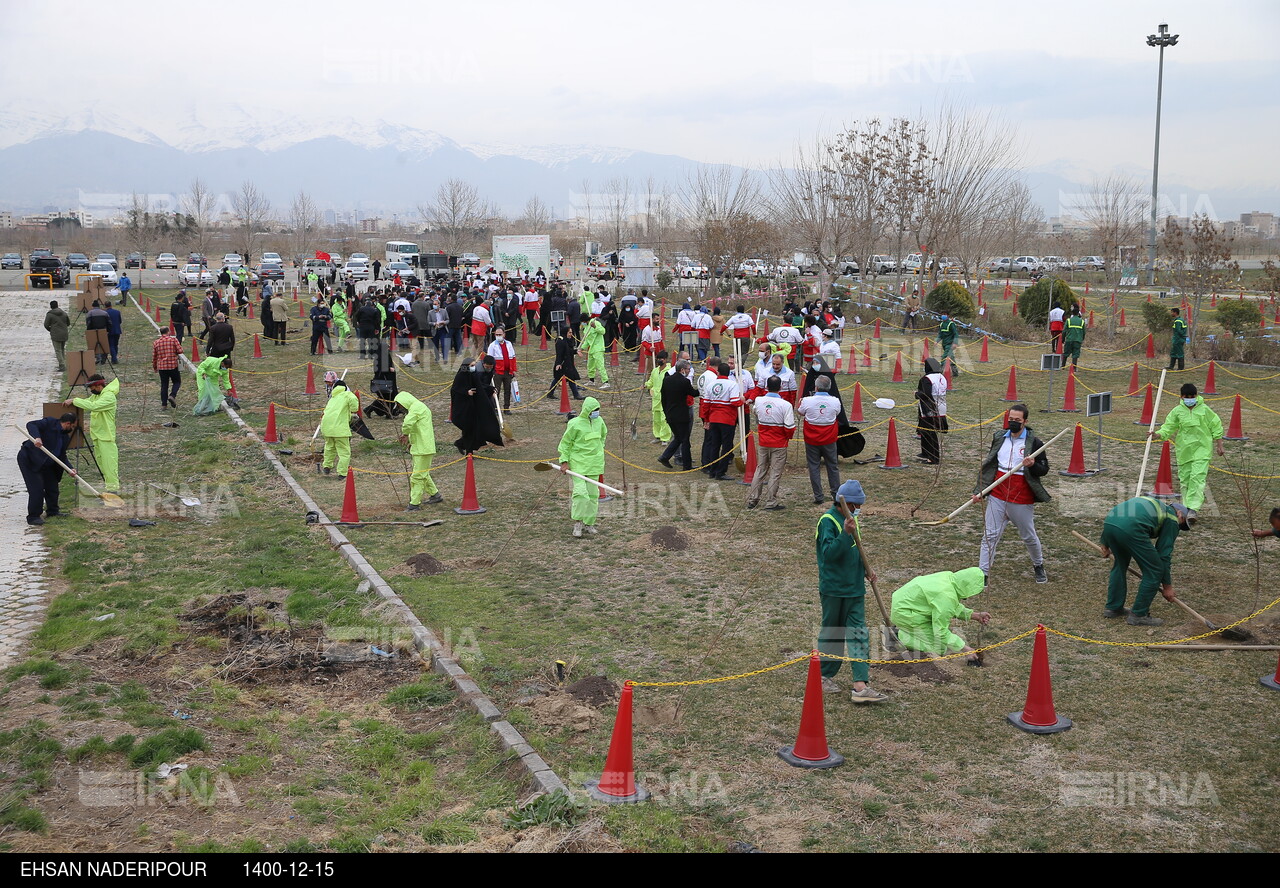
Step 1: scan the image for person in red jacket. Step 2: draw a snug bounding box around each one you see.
[485,325,518,413]
[797,375,842,503]
[699,362,744,480]
[747,376,796,510]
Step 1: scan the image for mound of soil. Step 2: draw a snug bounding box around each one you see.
[405,553,448,576]
[650,525,689,551]
[881,660,955,684]
[566,675,617,706]
[528,694,597,732]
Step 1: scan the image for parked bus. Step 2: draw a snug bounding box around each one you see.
[385,241,420,264]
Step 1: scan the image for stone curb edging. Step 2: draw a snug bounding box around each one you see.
[128,296,567,797]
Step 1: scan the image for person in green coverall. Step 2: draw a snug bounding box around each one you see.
[889,566,991,663]
[331,295,351,352]
[557,396,607,538]
[192,354,232,415]
[580,316,609,388]
[65,374,120,493]
[1168,307,1188,371]
[644,349,672,444]
[320,379,360,476]
[1099,496,1191,626]
[394,391,443,509]
[1062,305,1086,367]
[938,313,959,365]
[1150,382,1224,518]
[816,480,889,703]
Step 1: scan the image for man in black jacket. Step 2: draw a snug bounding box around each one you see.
[550,326,584,401]
[19,413,78,525]
[971,404,1051,584]
[445,294,464,357]
[354,298,383,358]
[206,313,236,359]
[659,360,698,470]
[170,292,192,342]
[85,300,111,365]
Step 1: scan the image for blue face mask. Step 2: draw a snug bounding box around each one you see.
[589,410,601,419]
[1183,398,1197,408]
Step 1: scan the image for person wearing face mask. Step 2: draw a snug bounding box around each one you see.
[557,396,608,538]
[644,349,672,445]
[485,325,518,413]
[890,567,991,663]
[756,352,798,405]
[1151,383,1224,520]
[815,480,888,702]
[973,404,1051,584]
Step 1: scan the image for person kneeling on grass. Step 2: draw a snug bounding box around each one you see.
[192,354,235,415]
[889,567,992,664]
[815,480,888,704]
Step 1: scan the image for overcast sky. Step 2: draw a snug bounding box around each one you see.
[5,0,1278,190]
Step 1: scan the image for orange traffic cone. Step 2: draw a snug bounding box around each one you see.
[979,335,990,362]
[1088,310,1095,328]
[1261,653,1280,692]
[248,301,254,319]
[304,362,318,396]
[777,653,845,769]
[1059,424,1090,477]
[264,403,279,444]
[921,338,931,362]
[539,326,548,350]
[228,369,238,400]
[873,318,881,339]
[584,682,650,802]
[891,352,904,383]
[557,377,572,415]
[1204,361,1218,395]
[338,469,360,524]
[1224,394,1247,440]
[610,340,620,367]
[299,302,306,318]
[252,333,263,358]
[1127,362,1141,396]
[191,338,200,361]
[847,343,858,374]
[848,382,865,423]
[943,358,953,391]
[1012,298,1018,317]
[521,323,529,345]
[1008,626,1072,733]
[1060,366,1079,412]
[598,474,614,502]
[1120,308,1126,327]
[862,340,871,368]
[1150,440,1178,497]
[1134,384,1154,425]
[741,433,758,485]
[145,296,151,312]
[880,418,905,470]
[1001,366,1018,401]
[1145,333,1155,359]
[316,332,326,355]
[454,454,487,514]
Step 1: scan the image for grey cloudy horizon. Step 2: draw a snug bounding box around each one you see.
[4,0,1278,192]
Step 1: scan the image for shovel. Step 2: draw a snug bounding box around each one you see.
[15,425,124,508]
[919,426,1069,526]
[837,495,900,652]
[494,393,515,442]
[317,519,444,529]
[148,484,201,507]
[534,461,626,496]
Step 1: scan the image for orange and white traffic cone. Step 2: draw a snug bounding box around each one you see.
[584,682,650,802]
[1008,626,1073,734]
[777,653,845,769]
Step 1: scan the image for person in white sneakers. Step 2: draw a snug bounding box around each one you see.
[797,375,843,504]
[747,376,796,510]
[972,404,1051,584]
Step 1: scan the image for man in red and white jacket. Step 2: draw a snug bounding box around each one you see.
[756,352,799,405]
[796,375,842,503]
[485,325,518,412]
[747,375,797,510]
[766,319,805,371]
[698,362,744,480]
[636,291,654,330]
[521,286,541,333]
[722,305,756,341]
[470,298,493,355]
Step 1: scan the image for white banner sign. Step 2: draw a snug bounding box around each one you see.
[492,235,552,275]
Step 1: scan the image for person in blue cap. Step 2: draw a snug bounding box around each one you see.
[815,479,888,703]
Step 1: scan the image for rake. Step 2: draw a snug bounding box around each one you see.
[15,425,124,508]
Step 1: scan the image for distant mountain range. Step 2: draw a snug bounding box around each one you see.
[0,107,1274,223]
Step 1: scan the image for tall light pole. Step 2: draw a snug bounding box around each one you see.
[1146,22,1178,286]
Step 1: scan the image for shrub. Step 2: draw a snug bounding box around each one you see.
[1019,278,1080,326]
[655,269,673,291]
[1216,300,1262,336]
[1141,301,1174,334]
[924,280,976,320]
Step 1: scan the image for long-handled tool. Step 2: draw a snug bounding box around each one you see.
[494,392,515,442]
[837,495,899,651]
[1068,529,1252,641]
[1135,367,1168,497]
[919,426,1069,526]
[314,520,444,528]
[148,484,201,507]
[534,461,626,496]
[15,425,124,509]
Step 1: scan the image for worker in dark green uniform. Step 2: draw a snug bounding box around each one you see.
[1062,305,1086,367]
[938,313,959,367]
[1168,307,1188,371]
[1099,496,1191,626]
[815,480,887,704]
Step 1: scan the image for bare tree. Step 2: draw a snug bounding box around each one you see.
[1081,174,1146,285]
[1161,215,1239,353]
[181,177,216,260]
[603,177,634,250]
[520,195,552,234]
[417,179,493,257]
[770,135,862,297]
[680,165,762,296]
[124,192,159,260]
[288,191,321,262]
[231,181,272,263]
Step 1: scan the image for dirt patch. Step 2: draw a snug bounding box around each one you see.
[405,552,448,576]
[527,693,597,732]
[866,502,941,522]
[566,675,617,706]
[635,703,680,726]
[649,525,689,551]
[880,659,955,684]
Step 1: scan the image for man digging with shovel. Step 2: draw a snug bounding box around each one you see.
[1099,496,1191,626]
[815,480,888,704]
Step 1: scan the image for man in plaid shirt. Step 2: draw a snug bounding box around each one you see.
[152,327,182,409]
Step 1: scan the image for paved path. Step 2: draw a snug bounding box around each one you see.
[0,291,65,664]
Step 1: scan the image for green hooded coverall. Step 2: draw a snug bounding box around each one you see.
[557,397,607,526]
[394,391,438,505]
[581,318,608,385]
[1155,396,1223,512]
[889,567,986,654]
[320,384,361,475]
[815,507,871,683]
[192,355,229,416]
[72,378,120,493]
[1099,496,1181,617]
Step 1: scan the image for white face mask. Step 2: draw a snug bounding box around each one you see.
[1183,397,1197,408]
[589,410,601,419]
[811,362,822,371]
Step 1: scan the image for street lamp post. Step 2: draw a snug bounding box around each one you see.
[1146,22,1179,287]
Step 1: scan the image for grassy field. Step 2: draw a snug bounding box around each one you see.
[5,281,1280,852]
